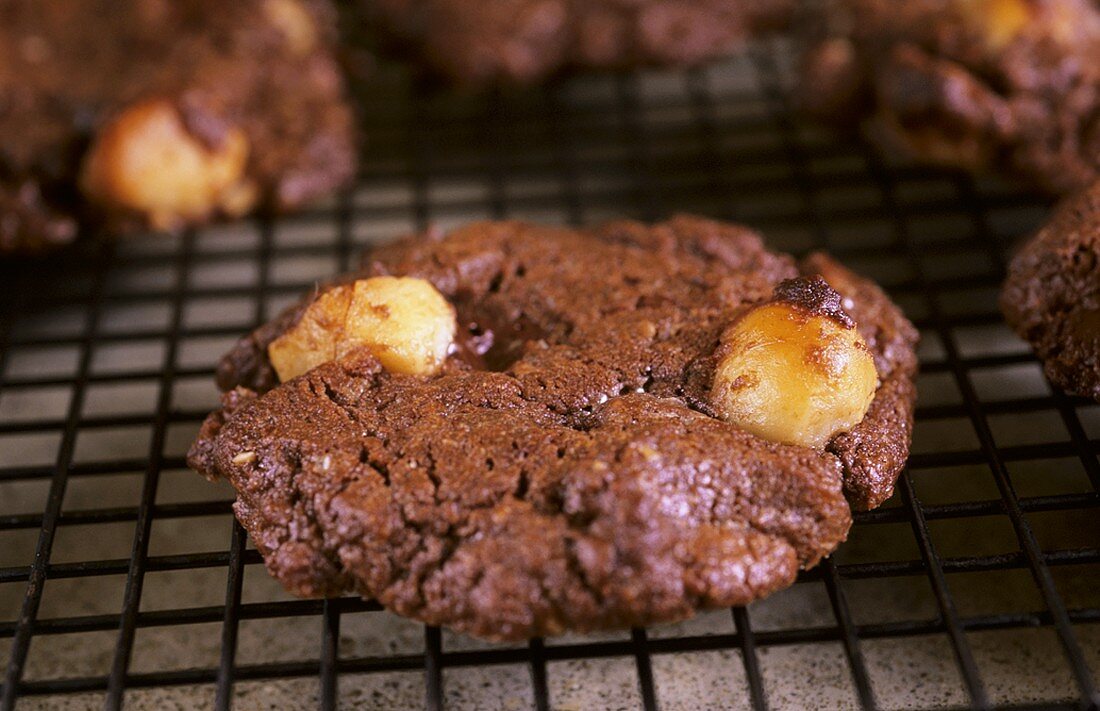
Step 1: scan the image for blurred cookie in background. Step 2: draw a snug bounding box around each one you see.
[801,0,1100,194]
[0,0,357,253]
[1003,182,1100,402]
[361,0,795,85]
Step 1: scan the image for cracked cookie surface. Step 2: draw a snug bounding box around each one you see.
[189,216,918,640]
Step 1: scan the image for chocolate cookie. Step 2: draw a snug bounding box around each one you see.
[801,0,1100,194]
[189,216,918,640]
[0,0,356,253]
[1002,184,1100,401]
[362,0,795,84]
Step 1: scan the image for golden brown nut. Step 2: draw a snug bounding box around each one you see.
[711,278,878,449]
[80,99,254,230]
[268,276,457,381]
[959,0,1031,50]
[264,0,318,55]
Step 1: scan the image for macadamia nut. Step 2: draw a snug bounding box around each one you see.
[264,0,318,55]
[268,276,457,381]
[711,280,878,449]
[80,99,254,230]
[960,0,1030,49]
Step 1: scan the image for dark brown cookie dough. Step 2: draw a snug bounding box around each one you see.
[362,0,795,84]
[800,0,1100,194]
[1002,184,1100,402]
[189,216,919,640]
[0,0,356,253]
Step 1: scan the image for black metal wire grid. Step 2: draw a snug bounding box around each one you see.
[0,41,1097,710]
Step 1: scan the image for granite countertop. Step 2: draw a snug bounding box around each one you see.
[0,47,1097,710]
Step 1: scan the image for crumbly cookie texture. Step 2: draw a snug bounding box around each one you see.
[0,0,355,252]
[801,0,1100,194]
[189,216,919,640]
[1002,184,1100,401]
[363,0,795,84]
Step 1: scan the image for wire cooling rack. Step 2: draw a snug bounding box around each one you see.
[0,40,1097,711]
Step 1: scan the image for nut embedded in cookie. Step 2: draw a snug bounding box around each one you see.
[2,0,358,252]
[264,0,319,55]
[80,99,255,230]
[959,0,1031,50]
[711,276,878,449]
[191,217,920,640]
[268,276,457,381]
[800,0,1100,194]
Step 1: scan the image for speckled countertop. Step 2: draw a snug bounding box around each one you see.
[0,47,1097,710]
